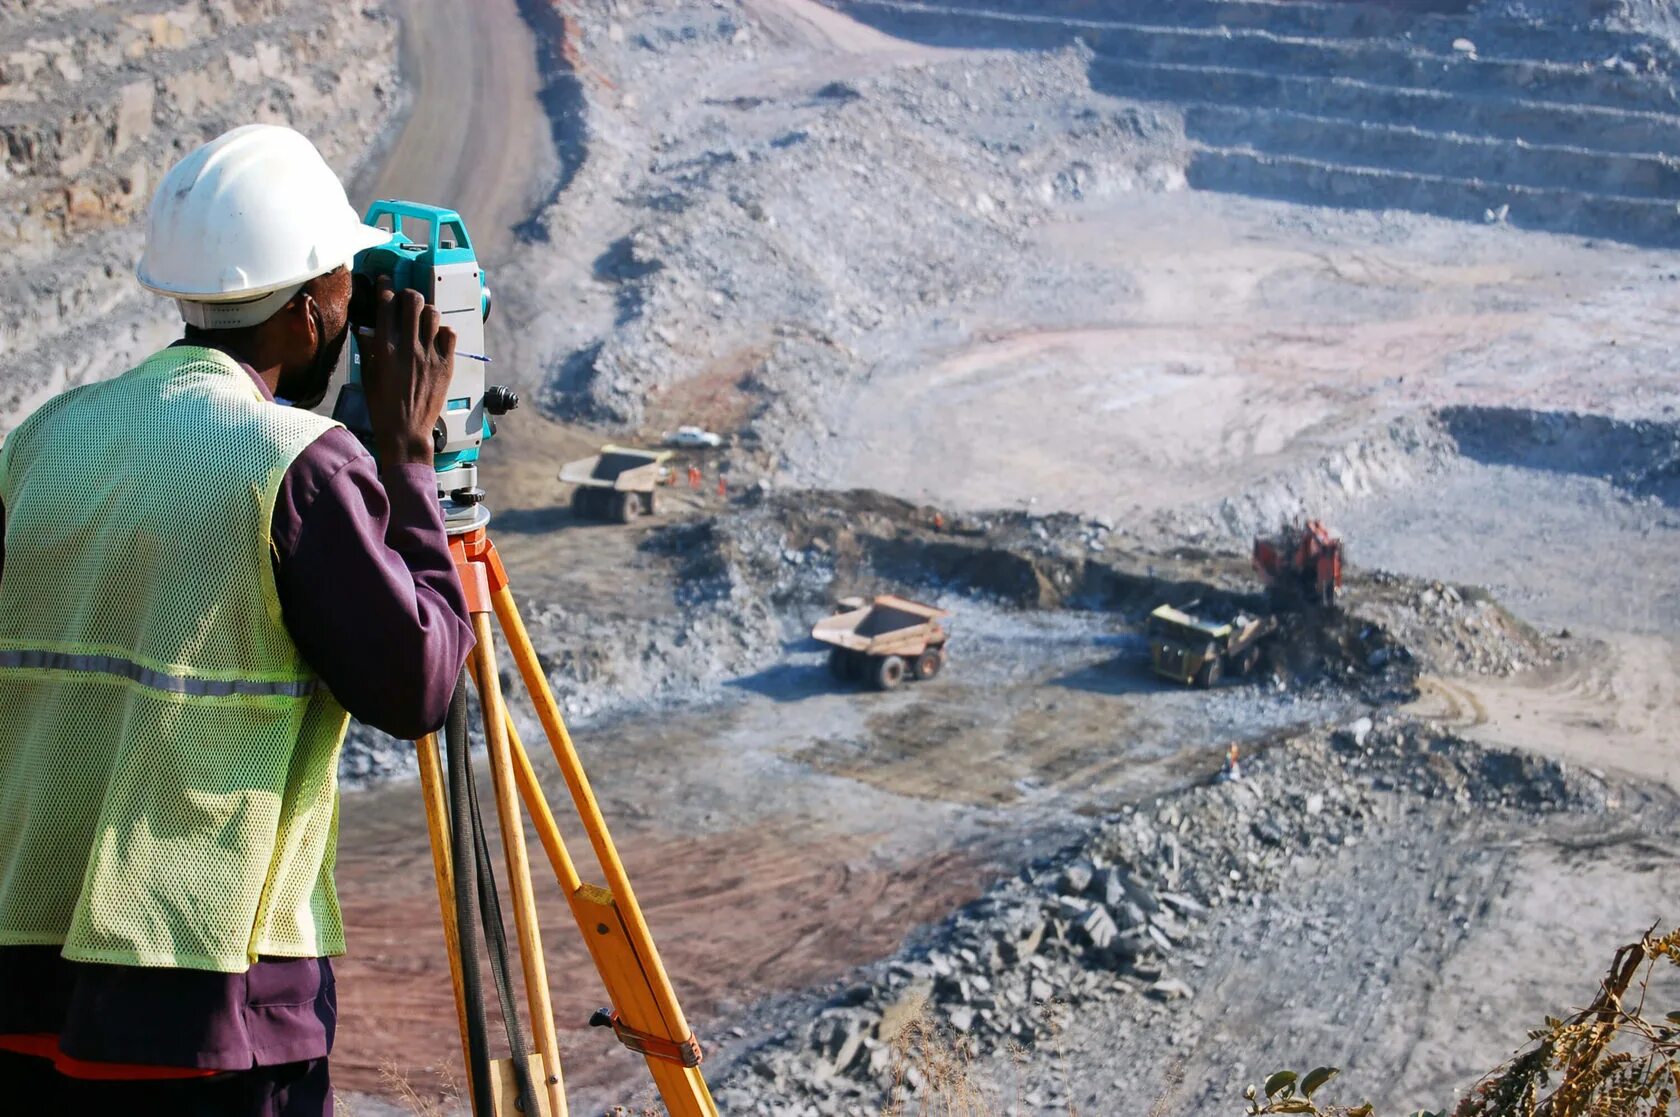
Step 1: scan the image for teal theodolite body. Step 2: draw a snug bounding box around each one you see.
[333,199,516,531]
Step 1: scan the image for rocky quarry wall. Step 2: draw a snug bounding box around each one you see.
[0,0,399,431]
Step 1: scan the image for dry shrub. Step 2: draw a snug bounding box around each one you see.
[1454,926,1680,1117]
[1244,927,1680,1117]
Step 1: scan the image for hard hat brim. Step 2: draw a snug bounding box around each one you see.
[137,219,395,303]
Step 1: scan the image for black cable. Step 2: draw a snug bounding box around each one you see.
[463,716,539,1113]
[445,670,494,1116]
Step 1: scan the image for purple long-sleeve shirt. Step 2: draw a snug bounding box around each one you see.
[0,346,474,1069]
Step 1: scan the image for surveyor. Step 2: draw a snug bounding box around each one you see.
[0,124,475,1115]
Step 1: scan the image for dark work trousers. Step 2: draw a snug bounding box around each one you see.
[0,1050,331,1116]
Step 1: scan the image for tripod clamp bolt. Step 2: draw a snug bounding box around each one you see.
[588,1008,704,1069]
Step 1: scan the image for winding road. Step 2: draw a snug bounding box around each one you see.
[353,0,556,263]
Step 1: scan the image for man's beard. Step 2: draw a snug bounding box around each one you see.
[277,301,348,409]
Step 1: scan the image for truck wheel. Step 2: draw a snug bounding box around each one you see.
[1196,658,1222,688]
[570,487,589,517]
[827,648,851,682]
[873,655,906,691]
[913,649,944,681]
[615,492,638,524]
[645,489,659,517]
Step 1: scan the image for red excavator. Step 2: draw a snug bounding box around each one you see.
[1253,520,1344,608]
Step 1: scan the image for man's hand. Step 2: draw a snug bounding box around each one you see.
[360,276,457,468]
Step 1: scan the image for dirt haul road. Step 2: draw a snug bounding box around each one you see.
[350,0,555,261]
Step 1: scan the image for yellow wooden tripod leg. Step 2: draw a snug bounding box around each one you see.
[490,584,718,1116]
[416,732,474,1094]
[505,717,583,896]
[468,616,569,1117]
[505,718,716,1114]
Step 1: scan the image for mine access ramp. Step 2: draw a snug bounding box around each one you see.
[561,445,671,523]
[814,594,950,691]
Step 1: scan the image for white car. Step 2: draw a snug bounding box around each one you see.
[663,425,724,448]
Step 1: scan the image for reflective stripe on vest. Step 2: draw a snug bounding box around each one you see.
[0,650,316,699]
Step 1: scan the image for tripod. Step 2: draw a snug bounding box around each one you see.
[413,524,718,1117]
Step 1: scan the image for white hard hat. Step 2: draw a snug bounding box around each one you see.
[136,124,391,329]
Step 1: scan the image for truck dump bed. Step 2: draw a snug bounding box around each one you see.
[559,445,670,492]
[812,595,949,657]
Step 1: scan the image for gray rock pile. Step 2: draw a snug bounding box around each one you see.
[711,718,1608,1114]
[1357,573,1559,678]
[1159,415,1460,550]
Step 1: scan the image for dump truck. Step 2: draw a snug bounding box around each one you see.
[560,445,671,523]
[1254,520,1343,607]
[812,594,950,691]
[1146,602,1277,688]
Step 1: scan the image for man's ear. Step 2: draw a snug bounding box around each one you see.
[277,291,317,345]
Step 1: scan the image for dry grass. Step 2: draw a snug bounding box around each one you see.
[378,1060,460,1117]
[1149,1059,1189,1117]
[880,1009,997,1117]
[877,997,1109,1116]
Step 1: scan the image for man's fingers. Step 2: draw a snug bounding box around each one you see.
[435,324,458,364]
[373,276,397,352]
[418,304,442,355]
[400,289,424,354]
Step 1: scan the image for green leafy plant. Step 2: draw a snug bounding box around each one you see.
[1243,1064,1371,1116]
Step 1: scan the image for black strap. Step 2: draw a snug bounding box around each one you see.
[463,711,539,1113]
[445,672,493,1116]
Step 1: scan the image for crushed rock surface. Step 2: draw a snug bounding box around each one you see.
[705,718,1677,1116]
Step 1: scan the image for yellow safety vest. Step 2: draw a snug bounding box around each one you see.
[0,346,351,972]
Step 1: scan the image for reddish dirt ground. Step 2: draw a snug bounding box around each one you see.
[331,776,988,1103]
